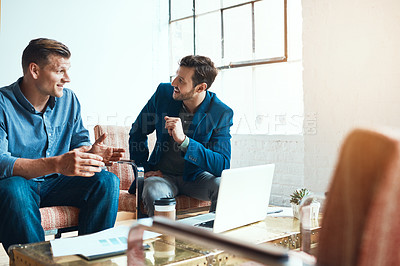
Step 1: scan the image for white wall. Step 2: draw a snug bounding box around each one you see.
[0,0,169,140]
[231,134,304,206]
[303,0,400,193]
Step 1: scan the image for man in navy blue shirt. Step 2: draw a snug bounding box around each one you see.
[129,55,233,216]
[0,38,124,251]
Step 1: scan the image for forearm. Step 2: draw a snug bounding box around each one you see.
[13,157,59,179]
[13,148,105,179]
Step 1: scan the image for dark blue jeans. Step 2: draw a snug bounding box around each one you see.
[0,170,119,252]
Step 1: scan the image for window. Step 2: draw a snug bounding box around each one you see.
[169,0,303,135]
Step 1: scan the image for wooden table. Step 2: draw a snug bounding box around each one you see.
[9,209,320,265]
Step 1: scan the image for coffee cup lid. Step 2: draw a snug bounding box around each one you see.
[154,197,176,206]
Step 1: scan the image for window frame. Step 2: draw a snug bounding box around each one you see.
[168,0,288,70]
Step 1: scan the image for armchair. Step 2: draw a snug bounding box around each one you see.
[317,128,400,266]
[93,125,211,219]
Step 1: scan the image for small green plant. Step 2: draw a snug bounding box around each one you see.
[290,188,310,205]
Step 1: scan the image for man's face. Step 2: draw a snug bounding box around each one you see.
[35,54,71,98]
[171,66,197,101]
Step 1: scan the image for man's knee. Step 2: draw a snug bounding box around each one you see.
[0,176,33,201]
[142,177,174,214]
[143,178,162,201]
[93,171,120,190]
[0,176,38,214]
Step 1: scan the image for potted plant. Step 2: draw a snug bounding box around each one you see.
[290,188,310,219]
[290,188,322,220]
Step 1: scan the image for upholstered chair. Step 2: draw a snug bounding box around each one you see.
[317,128,400,266]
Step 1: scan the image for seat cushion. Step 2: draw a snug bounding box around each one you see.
[119,190,136,212]
[40,206,79,231]
[175,196,211,210]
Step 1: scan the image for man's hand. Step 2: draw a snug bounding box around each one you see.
[144,170,163,179]
[56,146,105,177]
[164,116,186,144]
[89,133,125,165]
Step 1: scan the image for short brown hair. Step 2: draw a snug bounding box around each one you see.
[179,55,218,90]
[22,38,71,74]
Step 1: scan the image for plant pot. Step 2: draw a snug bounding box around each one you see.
[292,202,320,220]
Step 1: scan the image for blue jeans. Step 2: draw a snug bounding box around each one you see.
[0,170,119,252]
[142,171,220,216]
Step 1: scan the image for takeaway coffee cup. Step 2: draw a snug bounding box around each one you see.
[154,197,176,220]
[153,197,176,261]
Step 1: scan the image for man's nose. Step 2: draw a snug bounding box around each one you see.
[63,71,71,83]
[171,76,178,86]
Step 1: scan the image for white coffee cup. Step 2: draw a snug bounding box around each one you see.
[154,198,176,220]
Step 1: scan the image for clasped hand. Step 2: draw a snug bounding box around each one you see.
[58,133,125,177]
[164,116,186,144]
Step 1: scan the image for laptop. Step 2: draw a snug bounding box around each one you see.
[178,164,275,233]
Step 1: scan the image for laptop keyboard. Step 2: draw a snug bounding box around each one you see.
[196,219,214,228]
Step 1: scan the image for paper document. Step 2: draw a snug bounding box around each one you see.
[51,225,160,258]
[267,207,293,217]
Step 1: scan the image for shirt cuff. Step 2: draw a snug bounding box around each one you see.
[0,155,18,178]
[178,136,190,151]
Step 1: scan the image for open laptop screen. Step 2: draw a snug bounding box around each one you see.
[179,164,275,233]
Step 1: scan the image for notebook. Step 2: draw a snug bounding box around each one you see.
[178,164,275,233]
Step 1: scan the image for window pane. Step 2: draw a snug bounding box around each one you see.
[171,0,193,21]
[223,5,252,63]
[196,0,220,14]
[222,0,249,8]
[254,0,285,59]
[219,68,253,134]
[195,12,222,66]
[254,62,303,134]
[170,18,194,74]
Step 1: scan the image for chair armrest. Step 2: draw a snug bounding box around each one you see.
[136,170,145,218]
[115,160,147,218]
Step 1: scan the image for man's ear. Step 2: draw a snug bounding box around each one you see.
[196,82,208,92]
[29,63,40,79]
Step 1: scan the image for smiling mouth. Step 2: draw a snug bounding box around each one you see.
[173,87,180,93]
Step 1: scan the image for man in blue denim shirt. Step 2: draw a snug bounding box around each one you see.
[0,38,125,251]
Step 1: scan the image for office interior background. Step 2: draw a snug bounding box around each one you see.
[1,0,400,206]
